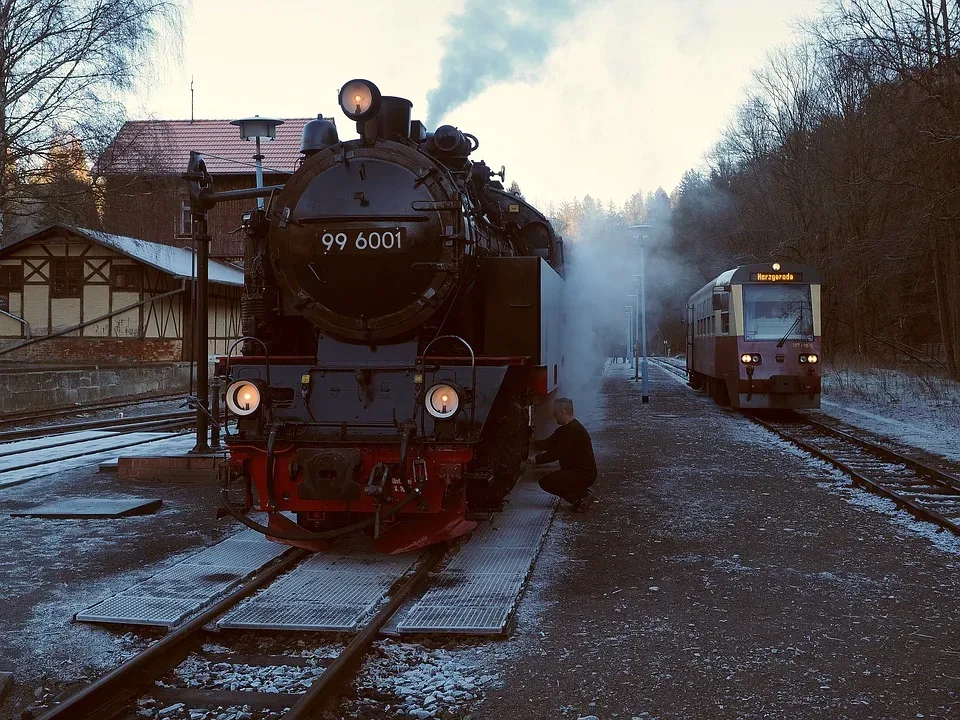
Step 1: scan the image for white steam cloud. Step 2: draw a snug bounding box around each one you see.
[558,209,689,427]
[426,0,578,128]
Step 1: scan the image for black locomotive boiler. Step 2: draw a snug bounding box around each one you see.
[195,79,565,553]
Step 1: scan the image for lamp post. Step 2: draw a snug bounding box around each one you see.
[230,116,284,210]
[187,117,281,454]
[626,293,638,363]
[630,224,653,402]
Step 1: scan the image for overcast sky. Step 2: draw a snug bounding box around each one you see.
[134,0,823,207]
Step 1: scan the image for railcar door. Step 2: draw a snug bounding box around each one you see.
[686,303,695,372]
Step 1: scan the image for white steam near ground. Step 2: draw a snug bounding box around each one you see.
[560,214,694,424]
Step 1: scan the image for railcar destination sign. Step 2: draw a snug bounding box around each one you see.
[750,272,803,282]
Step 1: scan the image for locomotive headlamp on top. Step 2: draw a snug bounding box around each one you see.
[225,380,264,416]
[425,383,461,419]
[339,79,382,121]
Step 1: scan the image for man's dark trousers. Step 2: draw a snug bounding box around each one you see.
[539,469,594,504]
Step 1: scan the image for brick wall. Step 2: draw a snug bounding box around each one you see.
[0,337,182,364]
[0,362,193,414]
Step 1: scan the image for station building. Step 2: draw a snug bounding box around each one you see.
[0,224,242,364]
[97,117,317,261]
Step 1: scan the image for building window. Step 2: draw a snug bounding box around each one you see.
[51,260,82,298]
[0,265,22,313]
[179,199,193,238]
[111,265,142,292]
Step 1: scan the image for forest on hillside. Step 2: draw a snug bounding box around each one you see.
[547,0,960,380]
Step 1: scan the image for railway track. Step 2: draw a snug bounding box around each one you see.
[34,546,446,720]
[649,356,688,380]
[0,414,196,487]
[647,357,960,535]
[750,413,960,535]
[0,393,186,430]
[0,410,195,444]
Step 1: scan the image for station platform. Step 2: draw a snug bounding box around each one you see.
[476,360,960,719]
[4,359,959,719]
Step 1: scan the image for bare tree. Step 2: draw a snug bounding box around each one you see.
[0,0,183,241]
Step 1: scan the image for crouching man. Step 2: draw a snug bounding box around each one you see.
[529,397,597,512]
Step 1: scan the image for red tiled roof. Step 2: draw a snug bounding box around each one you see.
[98,117,335,176]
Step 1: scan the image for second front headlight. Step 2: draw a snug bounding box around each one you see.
[225,380,263,416]
[425,383,460,419]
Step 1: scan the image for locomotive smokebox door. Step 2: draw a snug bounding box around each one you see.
[296,448,363,501]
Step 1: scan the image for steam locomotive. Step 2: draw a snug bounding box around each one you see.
[192,80,564,553]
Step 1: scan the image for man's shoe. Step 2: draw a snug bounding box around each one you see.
[571,489,594,513]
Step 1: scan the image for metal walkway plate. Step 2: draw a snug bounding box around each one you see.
[394,478,557,635]
[217,550,418,632]
[75,531,289,628]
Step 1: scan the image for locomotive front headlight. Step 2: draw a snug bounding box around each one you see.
[740,353,752,364]
[339,79,382,121]
[225,380,263,416]
[799,355,807,363]
[807,354,819,364]
[425,383,460,419]
[751,354,762,364]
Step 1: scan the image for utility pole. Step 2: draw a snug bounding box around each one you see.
[630,224,654,402]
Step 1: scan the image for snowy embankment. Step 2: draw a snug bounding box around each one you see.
[819,364,960,463]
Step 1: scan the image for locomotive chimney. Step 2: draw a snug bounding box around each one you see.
[376,96,413,140]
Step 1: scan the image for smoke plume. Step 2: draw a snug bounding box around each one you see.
[558,204,691,427]
[426,0,577,127]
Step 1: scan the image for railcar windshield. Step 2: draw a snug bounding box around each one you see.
[742,284,814,341]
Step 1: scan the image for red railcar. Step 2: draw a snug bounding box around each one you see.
[686,262,821,409]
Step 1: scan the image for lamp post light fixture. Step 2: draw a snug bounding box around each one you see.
[230,115,284,210]
[629,224,654,402]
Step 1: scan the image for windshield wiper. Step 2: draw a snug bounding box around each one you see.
[777,312,803,348]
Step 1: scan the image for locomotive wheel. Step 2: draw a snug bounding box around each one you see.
[468,399,528,508]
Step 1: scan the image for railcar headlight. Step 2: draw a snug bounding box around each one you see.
[801,353,819,364]
[339,79,381,121]
[751,354,762,364]
[425,383,460,419]
[226,380,263,416]
[741,354,752,364]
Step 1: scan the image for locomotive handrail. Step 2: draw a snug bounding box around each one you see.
[418,334,477,427]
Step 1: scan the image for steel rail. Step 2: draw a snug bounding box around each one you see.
[0,418,195,461]
[34,548,310,720]
[0,393,185,428]
[749,413,960,535]
[0,411,194,444]
[282,544,448,719]
[798,415,960,492]
[651,356,960,534]
[0,425,195,478]
[650,357,688,379]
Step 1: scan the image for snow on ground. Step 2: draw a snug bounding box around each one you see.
[818,364,960,463]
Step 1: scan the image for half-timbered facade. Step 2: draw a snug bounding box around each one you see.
[0,225,242,363]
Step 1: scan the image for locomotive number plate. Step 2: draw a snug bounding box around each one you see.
[318,228,406,253]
